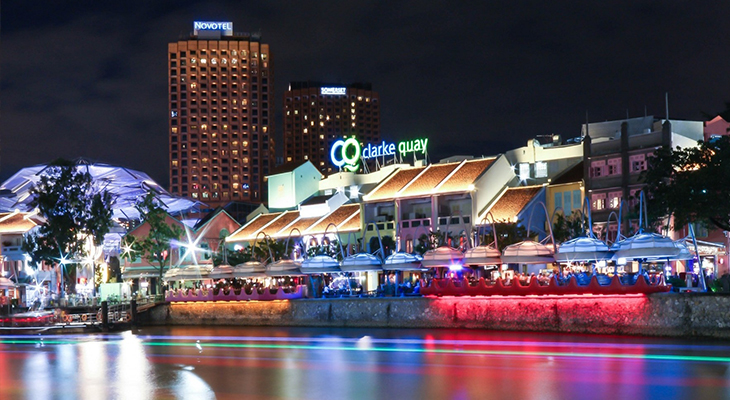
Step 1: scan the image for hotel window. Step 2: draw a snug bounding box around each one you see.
[608,191,622,209]
[591,193,607,211]
[630,154,647,173]
[590,160,606,177]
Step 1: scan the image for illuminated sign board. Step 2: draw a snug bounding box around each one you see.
[330,138,428,171]
[193,21,233,35]
[320,87,347,96]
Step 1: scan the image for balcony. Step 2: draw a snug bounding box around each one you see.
[1,245,26,262]
[437,215,471,228]
[401,218,432,229]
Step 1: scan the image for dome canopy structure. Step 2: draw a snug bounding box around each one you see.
[501,241,555,264]
[555,237,612,262]
[341,253,383,272]
[0,160,202,221]
[421,246,465,267]
[610,232,680,260]
[464,245,502,266]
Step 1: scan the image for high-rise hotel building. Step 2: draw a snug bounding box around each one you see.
[168,21,274,207]
[284,82,379,174]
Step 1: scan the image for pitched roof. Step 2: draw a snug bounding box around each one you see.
[226,212,281,241]
[0,212,43,234]
[485,186,543,223]
[257,210,300,237]
[306,204,361,234]
[364,167,424,201]
[436,158,495,193]
[398,163,460,197]
[273,215,320,238]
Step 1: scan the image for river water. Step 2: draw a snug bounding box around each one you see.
[0,326,728,399]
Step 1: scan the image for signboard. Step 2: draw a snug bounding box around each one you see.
[320,87,347,96]
[331,137,428,171]
[193,21,233,36]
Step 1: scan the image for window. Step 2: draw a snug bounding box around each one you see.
[554,192,563,213]
[630,154,647,172]
[590,160,606,177]
[607,158,622,175]
[518,163,530,181]
[591,193,606,211]
[573,190,581,210]
[608,191,622,209]
[535,161,548,178]
[563,190,572,214]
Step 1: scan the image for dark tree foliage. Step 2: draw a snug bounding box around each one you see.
[121,191,183,294]
[552,211,588,243]
[701,101,730,122]
[643,136,730,231]
[22,159,114,294]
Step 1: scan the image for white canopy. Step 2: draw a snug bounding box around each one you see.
[555,237,612,262]
[501,241,555,264]
[341,253,383,272]
[300,255,340,274]
[464,245,502,266]
[384,252,425,271]
[421,246,465,268]
[610,232,680,260]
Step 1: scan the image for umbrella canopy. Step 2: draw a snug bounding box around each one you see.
[265,259,305,277]
[164,265,212,281]
[611,232,680,260]
[501,241,555,264]
[555,237,612,262]
[233,261,266,278]
[421,246,465,268]
[384,252,425,271]
[299,255,340,274]
[464,245,502,266]
[209,265,234,280]
[341,253,383,272]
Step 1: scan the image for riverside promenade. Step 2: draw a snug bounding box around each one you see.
[144,293,730,338]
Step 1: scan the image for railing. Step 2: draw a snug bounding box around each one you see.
[165,285,307,302]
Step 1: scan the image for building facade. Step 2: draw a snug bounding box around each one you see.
[582,116,702,241]
[169,21,275,207]
[283,82,380,174]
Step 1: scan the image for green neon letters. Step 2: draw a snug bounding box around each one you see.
[331,137,428,171]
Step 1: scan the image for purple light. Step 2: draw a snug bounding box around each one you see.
[448,264,463,271]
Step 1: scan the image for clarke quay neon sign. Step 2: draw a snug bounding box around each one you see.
[331,138,429,171]
[320,87,347,96]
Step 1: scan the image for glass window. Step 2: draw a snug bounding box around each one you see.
[564,191,572,214]
[573,190,581,210]
[554,192,563,213]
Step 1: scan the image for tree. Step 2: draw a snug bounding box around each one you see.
[643,136,730,231]
[22,159,114,295]
[121,192,183,295]
[552,211,588,242]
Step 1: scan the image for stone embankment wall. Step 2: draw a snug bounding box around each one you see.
[144,294,730,338]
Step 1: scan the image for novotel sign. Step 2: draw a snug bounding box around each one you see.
[193,21,233,35]
[320,87,347,96]
[331,137,429,171]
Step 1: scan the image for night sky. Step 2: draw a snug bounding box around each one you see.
[2,1,729,187]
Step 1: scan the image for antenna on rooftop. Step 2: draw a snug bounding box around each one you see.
[665,92,670,120]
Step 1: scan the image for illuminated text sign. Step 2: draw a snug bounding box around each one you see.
[330,137,428,171]
[320,87,347,96]
[194,21,233,35]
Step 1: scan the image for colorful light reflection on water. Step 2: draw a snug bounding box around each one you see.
[0,327,728,399]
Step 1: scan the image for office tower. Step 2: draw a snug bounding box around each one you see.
[169,21,274,207]
[284,82,379,174]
